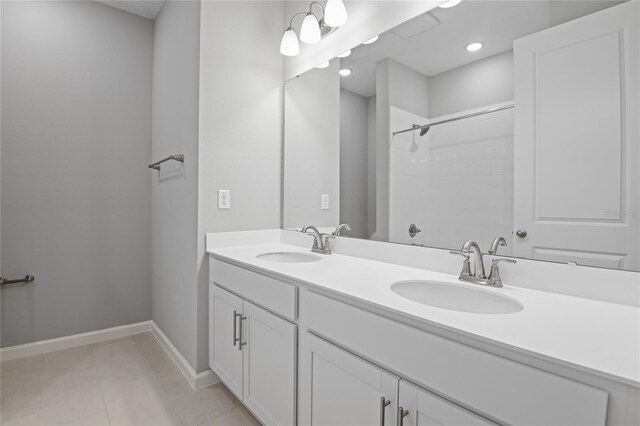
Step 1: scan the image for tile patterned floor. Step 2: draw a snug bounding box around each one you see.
[0,333,261,426]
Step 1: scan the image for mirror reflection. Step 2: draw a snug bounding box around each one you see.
[283,0,639,271]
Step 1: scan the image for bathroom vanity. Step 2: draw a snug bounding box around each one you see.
[207,1,640,424]
[207,230,639,426]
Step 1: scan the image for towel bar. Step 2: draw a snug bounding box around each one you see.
[148,154,184,170]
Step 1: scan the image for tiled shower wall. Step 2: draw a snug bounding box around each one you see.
[389,105,514,254]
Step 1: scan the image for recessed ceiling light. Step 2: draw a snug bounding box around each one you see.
[439,0,462,8]
[362,35,379,45]
[316,61,330,69]
[337,49,351,58]
[465,42,483,52]
[339,68,352,76]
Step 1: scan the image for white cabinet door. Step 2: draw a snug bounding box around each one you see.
[209,284,244,398]
[513,1,639,270]
[398,381,495,426]
[307,335,398,426]
[242,301,297,426]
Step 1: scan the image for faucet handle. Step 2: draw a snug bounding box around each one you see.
[491,257,516,265]
[450,251,472,277]
[449,250,470,260]
[487,258,516,287]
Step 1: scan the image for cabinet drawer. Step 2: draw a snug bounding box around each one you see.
[210,257,297,320]
[301,291,608,426]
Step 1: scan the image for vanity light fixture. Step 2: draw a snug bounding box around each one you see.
[439,0,462,8]
[362,35,379,45]
[300,12,322,43]
[280,28,300,56]
[281,1,348,57]
[316,61,330,69]
[465,42,483,52]
[324,0,348,27]
[337,49,351,58]
[339,68,352,76]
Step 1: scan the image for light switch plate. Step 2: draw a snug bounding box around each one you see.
[218,189,230,209]
[321,194,329,210]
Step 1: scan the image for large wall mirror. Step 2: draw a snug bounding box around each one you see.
[283,0,639,272]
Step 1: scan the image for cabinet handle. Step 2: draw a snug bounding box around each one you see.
[238,315,247,351]
[397,407,409,426]
[379,397,391,426]
[233,310,241,346]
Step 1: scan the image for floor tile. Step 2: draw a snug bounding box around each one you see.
[0,386,40,424]
[42,347,93,382]
[1,356,43,397]
[207,407,261,426]
[38,369,104,426]
[0,413,38,426]
[1,337,260,426]
[168,383,237,426]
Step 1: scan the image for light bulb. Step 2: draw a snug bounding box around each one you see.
[362,35,379,45]
[339,68,352,76]
[300,13,321,44]
[316,61,330,69]
[280,27,299,56]
[337,49,351,58]
[465,42,483,52]
[324,0,348,27]
[439,0,462,8]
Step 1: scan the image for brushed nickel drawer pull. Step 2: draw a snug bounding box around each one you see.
[380,397,391,426]
[397,406,409,426]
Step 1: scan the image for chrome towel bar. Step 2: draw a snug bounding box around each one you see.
[148,154,184,170]
[1,275,35,286]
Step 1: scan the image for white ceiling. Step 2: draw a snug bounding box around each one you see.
[96,0,165,20]
[339,0,624,97]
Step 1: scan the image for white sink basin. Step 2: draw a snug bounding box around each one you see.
[257,251,322,263]
[391,280,523,314]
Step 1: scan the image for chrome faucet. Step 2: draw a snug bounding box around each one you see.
[302,225,334,255]
[488,236,507,255]
[333,223,351,236]
[450,240,516,287]
[461,240,485,278]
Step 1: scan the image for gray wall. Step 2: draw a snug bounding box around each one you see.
[429,50,513,117]
[197,0,284,372]
[283,60,340,230]
[388,59,430,118]
[1,1,153,346]
[151,0,201,369]
[340,89,369,238]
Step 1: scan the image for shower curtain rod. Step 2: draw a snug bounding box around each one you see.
[392,103,514,136]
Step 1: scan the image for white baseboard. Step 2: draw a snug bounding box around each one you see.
[0,321,152,362]
[149,320,220,390]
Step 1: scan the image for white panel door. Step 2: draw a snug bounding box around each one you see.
[513,1,639,270]
[209,284,244,398]
[242,301,297,426]
[398,380,496,426]
[307,335,398,426]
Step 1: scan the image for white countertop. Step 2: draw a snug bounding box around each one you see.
[208,242,640,387]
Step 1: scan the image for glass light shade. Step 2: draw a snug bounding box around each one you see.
[339,68,352,76]
[280,27,299,56]
[316,61,330,69]
[300,13,321,44]
[439,0,462,8]
[363,35,379,45]
[337,49,351,58]
[324,0,348,27]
